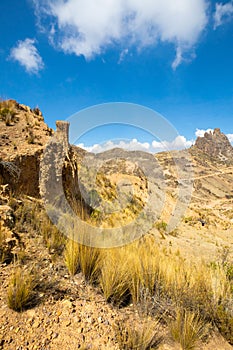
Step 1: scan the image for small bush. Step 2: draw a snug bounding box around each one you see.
[215,304,233,345]
[226,264,233,281]
[155,221,167,231]
[155,221,167,238]
[170,308,209,350]
[114,317,162,350]
[7,267,36,311]
[0,105,16,125]
[17,202,65,254]
[40,217,65,254]
[0,225,13,264]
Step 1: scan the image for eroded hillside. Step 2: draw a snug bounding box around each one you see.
[0,101,233,350]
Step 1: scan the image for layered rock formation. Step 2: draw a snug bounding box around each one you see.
[194,128,233,162]
[0,100,53,196]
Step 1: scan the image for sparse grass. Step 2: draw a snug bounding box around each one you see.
[0,108,15,125]
[0,100,17,125]
[62,234,233,345]
[0,161,20,183]
[0,224,11,263]
[170,308,209,350]
[78,244,101,283]
[15,200,65,254]
[40,216,66,254]
[114,317,162,350]
[7,267,36,312]
[214,304,233,344]
[64,238,101,281]
[127,241,160,304]
[99,248,129,305]
[64,239,79,276]
[3,190,233,346]
[155,221,167,238]
[27,129,35,144]
[15,199,39,232]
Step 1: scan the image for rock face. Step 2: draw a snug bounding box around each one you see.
[0,185,21,263]
[194,128,233,161]
[0,100,87,200]
[0,100,53,197]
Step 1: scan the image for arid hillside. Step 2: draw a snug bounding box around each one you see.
[0,100,232,350]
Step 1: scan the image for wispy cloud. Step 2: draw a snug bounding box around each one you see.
[195,128,233,144]
[10,38,44,74]
[195,128,214,137]
[77,139,150,153]
[77,135,194,154]
[227,133,233,143]
[152,135,193,151]
[214,1,233,29]
[172,47,183,70]
[33,0,208,68]
[118,48,129,64]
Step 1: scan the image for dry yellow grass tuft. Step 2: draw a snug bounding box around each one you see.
[7,267,36,312]
[99,248,130,304]
[64,239,79,276]
[170,308,209,350]
[114,316,162,350]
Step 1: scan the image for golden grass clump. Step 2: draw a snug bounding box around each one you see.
[78,244,101,283]
[7,267,36,312]
[64,239,79,276]
[114,317,162,350]
[64,238,101,282]
[170,308,209,350]
[99,248,129,304]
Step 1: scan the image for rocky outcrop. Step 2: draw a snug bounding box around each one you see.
[194,128,233,161]
[0,185,21,263]
[40,120,90,221]
[0,100,87,200]
[0,100,53,197]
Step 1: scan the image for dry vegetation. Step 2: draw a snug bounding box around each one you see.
[7,266,37,312]
[0,192,232,348]
[114,317,162,349]
[0,101,232,349]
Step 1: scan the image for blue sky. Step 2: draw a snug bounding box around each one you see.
[1,0,233,152]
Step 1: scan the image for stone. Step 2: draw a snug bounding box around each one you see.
[194,128,233,161]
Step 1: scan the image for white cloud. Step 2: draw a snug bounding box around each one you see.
[10,38,44,74]
[195,128,214,137]
[195,129,233,145]
[118,48,129,64]
[77,136,193,154]
[214,1,233,29]
[172,47,183,70]
[227,133,233,143]
[33,0,208,68]
[77,139,150,153]
[152,135,194,151]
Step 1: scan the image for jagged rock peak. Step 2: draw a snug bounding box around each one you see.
[194,128,233,160]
